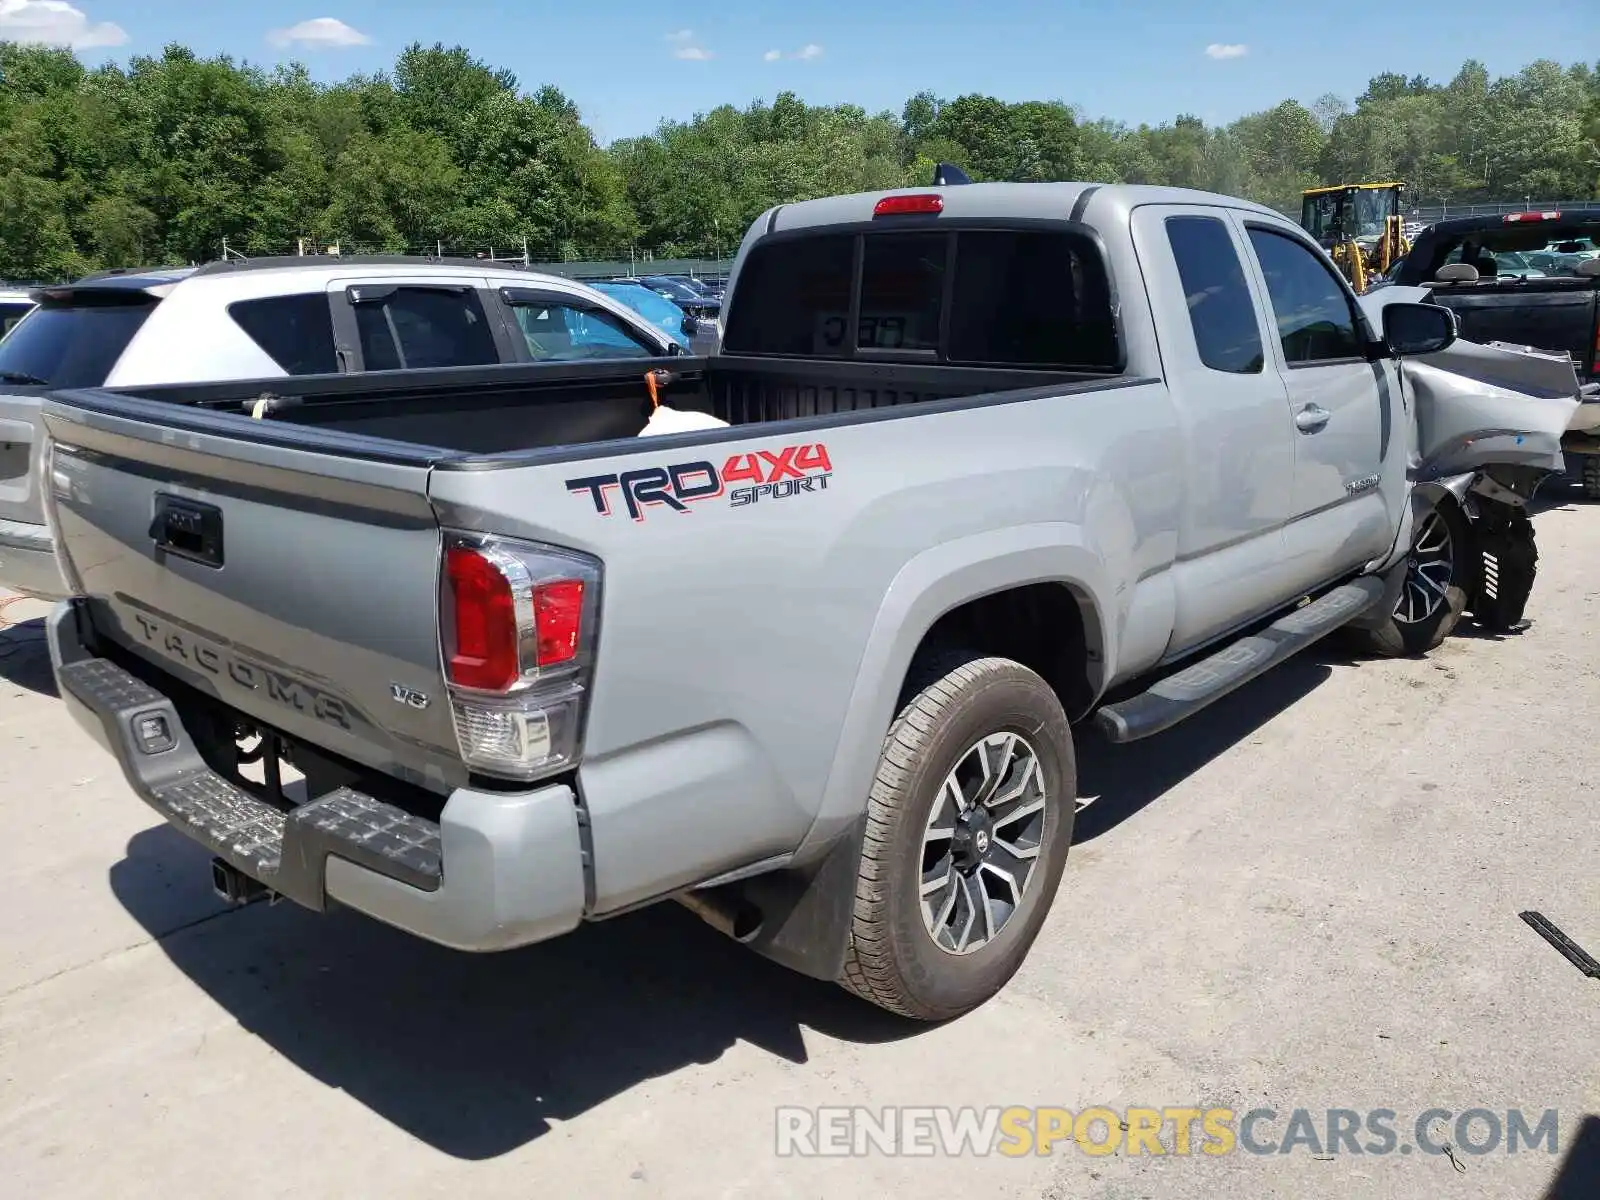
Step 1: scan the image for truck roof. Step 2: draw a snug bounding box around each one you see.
[764,181,1290,234]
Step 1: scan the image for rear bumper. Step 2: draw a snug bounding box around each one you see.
[0,518,67,601]
[47,599,587,952]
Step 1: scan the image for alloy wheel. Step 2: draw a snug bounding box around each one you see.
[1395,509,1455,625]
[920,732,1048,955]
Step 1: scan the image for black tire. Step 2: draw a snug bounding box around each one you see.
[838,653,1075,1021]
[1347,495,1472,658]
[1582,455,1600,501]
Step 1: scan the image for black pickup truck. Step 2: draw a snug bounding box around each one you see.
[1396,209,1600,495]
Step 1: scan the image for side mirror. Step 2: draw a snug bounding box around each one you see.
[1383,301,1457,357]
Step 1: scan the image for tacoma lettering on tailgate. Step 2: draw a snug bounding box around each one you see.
[566,442,832,522]
[131,613,355,731]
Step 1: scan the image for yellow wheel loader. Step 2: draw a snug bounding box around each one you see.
[1300,182,1410,292]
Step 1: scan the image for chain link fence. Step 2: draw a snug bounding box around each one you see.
[1408,200,1597,224]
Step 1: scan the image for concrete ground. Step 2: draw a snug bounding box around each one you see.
[0,494,1595,1200]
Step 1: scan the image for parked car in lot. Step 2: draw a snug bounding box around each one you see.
[626,273,722,321]
[0,257,692,600]
[38,182,1574,1021]
[590,278,719,354]
[662,273,724,300]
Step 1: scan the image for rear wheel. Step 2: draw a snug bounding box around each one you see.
[838,654,1075,1021]
[1347,496,1472,658]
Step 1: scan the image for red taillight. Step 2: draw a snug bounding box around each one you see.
[534,579,585,667]
[439,533,601,781]
[1503,211,1561,223]
[445,545,520,691]
[873,193,944,217]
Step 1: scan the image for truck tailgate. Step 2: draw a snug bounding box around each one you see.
[40,392,465,791]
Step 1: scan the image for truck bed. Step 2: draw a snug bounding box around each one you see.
[109,356,1107,458]
[1425,277,1598,378]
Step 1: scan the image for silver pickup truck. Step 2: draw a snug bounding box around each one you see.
[37,182,1576,1021]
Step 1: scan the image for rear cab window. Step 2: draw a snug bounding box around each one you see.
[0,292,157,387]
[723,226,1121,371]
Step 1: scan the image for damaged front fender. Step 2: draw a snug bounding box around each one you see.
[1403,343,1580,481]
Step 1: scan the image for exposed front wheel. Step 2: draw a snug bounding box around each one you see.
[1347,496,1472,658]
[838,654,1075,1021]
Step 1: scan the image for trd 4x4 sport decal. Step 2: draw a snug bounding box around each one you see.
[566,442,832,522]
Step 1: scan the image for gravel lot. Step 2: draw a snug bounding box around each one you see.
[1,494,1595,1200]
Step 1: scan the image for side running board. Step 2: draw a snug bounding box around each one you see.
[1094,577,1385,744]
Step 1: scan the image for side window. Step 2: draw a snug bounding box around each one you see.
[0,303,32,337]
[352,286,498,371]
[1164,216,1264,374]
[228,294,338,376]
[509,301,656,361]
[1246,228,1365,364]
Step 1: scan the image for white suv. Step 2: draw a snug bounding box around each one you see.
[0,257,706,602]
[0,256,699,390]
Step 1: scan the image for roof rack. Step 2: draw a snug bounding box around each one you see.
[190,254,542,277]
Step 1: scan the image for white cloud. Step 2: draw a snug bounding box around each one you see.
[666,29,712,60]
[267,17,372,50]
[1204,43,1248,60]
[0,0,127,49]
[765,44,823,62]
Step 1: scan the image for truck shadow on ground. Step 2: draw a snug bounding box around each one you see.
[110,825,915,1160]
[1072,654,1333,843]
[107,644,1344,1159]
[1544,1113,1600,1200]
[0,617,56,697]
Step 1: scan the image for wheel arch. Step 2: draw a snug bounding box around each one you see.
[810,524,1112,847]
[739,527,1110,984]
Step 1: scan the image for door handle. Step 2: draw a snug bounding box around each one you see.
[1295,404,1331,433]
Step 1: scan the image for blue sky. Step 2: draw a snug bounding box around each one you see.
[7,0,1596,142]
